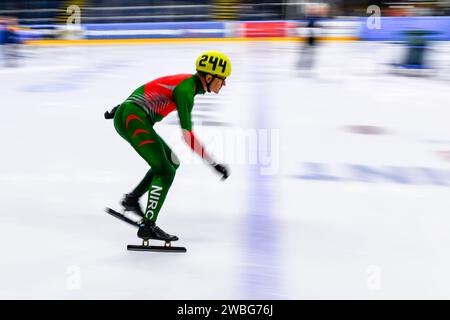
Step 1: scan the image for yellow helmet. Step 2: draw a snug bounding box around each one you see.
[196,51,231,78]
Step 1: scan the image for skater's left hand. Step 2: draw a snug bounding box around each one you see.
[212,163,230,180]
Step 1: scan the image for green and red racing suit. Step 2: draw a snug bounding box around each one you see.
[113,73,213,222]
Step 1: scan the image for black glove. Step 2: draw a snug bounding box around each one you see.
[212,163,230,180]
[104,105,119,119]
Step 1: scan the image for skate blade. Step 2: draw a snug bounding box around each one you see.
[127,245,186,253]
[105,207,141,227]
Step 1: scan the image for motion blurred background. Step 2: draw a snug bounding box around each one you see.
[1,1,450,299]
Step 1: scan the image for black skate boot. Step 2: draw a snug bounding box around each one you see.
[137,220,179,242]
[121,193,145,218]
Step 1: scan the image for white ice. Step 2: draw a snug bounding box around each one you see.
[0,40,450,299]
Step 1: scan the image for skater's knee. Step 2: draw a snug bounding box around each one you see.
[168,151,180,170]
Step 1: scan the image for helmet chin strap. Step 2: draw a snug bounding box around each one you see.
[205,74,218,93]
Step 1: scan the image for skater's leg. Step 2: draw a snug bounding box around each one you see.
[114,103,179,199]
[114,103,177,223]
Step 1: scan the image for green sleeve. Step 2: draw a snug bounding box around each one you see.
[173,82,195,131]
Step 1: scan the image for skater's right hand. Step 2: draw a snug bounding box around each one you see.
[212,163,230,180]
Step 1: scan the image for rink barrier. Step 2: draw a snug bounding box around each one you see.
[18,17,450,45]
[24,36,359,46]
[20,20,359,44]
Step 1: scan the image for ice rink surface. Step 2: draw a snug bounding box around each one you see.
[0,41,450,299]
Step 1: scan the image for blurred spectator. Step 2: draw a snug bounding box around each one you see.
[0,17,20,67]
[297,3,329,72]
